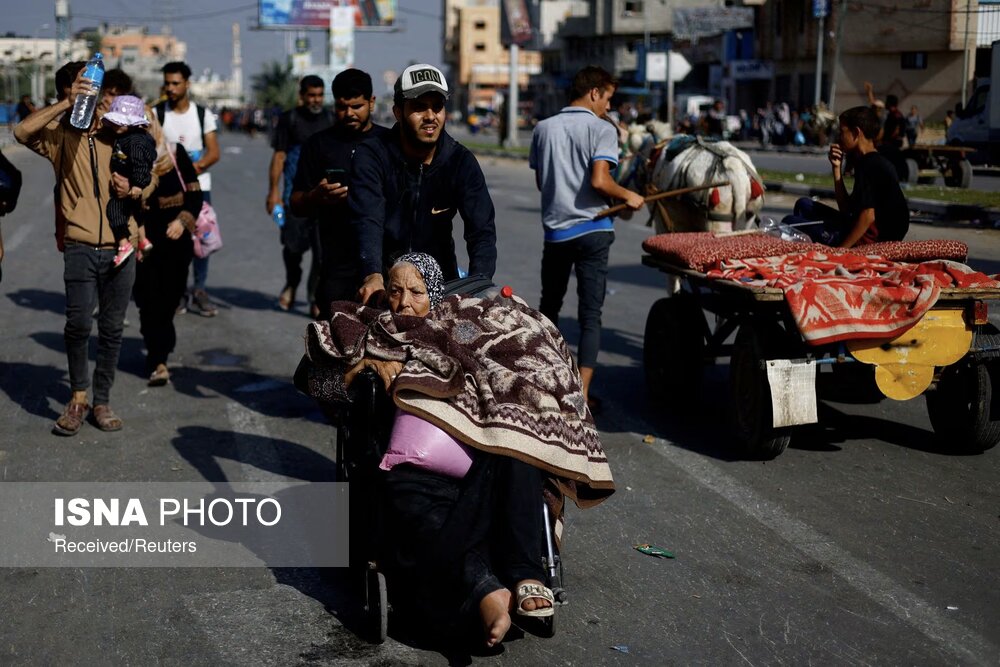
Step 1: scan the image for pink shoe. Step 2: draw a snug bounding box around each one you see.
[114,240,135,267]
[138,238,153,254]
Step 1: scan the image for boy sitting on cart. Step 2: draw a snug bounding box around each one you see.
[781,105,910,248]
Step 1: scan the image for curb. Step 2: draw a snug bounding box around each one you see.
[763,181,1000,223]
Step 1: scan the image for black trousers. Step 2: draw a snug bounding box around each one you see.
[280,211,321,303]
[384,453,545,629]
[134,231,194,372]
[539,231,614,369]
[63,244,136,404]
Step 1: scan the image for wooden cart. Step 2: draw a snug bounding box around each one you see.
[901,144,974,188]
[641,254,1000,459]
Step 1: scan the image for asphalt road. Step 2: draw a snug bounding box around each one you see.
[0,131,998,665]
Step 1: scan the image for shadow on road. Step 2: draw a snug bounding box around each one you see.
[6,289,65,315]
[207,286,287,312]
[0,361,68,420]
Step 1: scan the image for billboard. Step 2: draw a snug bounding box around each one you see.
[259,0,396,30]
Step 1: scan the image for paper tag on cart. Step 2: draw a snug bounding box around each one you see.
[765,359,818,428]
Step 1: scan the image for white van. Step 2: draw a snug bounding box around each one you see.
[947,40,1000,164]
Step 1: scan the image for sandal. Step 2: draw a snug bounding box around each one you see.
[277,286,294,311]
[148,364,170,387]
[515,582,555,618]
[91,405,124,432]
[53,401,90,436]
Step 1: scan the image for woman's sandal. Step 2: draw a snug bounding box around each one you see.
[148,365,170,387]
[514,582,555,618]
[91,405,124,432]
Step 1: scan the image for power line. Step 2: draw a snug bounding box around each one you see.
[74,3,257,23]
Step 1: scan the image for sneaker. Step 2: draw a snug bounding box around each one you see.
[114,240,135,267]
[138,237,154,254]
[190,289,218,317]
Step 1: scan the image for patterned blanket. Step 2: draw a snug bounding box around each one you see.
[642,231,969,273]
[707,252,1000,345]
[303,296,615,509]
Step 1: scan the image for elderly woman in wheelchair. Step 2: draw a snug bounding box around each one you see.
[299,253,615,648]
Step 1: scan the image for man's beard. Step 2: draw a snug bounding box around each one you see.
[306,104,324,115]
[400,119,439,147]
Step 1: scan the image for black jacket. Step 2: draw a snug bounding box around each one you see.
[348,126,497,281]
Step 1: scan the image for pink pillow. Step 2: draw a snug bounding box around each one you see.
[380,410,475,479]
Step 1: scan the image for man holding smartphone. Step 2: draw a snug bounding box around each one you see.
[291,68,389,319]
[267,75,335,314]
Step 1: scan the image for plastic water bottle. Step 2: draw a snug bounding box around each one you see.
[69,53,105,130]
[272,203,285,228]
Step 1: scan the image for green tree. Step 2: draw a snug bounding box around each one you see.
[79,30,102,57]
[251,60,297,109]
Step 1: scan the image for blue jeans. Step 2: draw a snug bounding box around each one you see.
[191,190,211,291]
[63,244,136,405]
[539,231,614,369]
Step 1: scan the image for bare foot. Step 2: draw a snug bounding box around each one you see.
[516,579,553,614]
[479,587,512,648]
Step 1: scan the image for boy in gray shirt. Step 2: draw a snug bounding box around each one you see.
[529,66,644,411]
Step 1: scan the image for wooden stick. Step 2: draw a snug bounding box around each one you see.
[595,181,730,219]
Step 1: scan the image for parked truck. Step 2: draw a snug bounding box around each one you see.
[947,39,1000,165]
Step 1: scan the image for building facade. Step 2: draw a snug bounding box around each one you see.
[443,0,542,115]
[0,35,90,104]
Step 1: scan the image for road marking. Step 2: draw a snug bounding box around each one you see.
[648,437,998,665]
[225,402,289,483]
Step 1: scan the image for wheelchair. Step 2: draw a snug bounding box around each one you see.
[328,276,567,644]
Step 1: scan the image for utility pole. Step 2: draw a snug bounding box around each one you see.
[827,0,848,111]
[813,0,828,106]
[505,43,519,148]
[961,0,973,104]
[814,16,825,105]
[55,0,70,65]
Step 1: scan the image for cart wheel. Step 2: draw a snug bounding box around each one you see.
[904,158,920,185]
[926,336,1000,453]
[643,294,706,412]
[365,569,388,644]
[944,159,972,188]
[729,323,792,459]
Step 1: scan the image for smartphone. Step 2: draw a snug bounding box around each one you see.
[325,168,348,185]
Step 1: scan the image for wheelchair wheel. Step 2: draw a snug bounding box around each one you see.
[365,568,388,644]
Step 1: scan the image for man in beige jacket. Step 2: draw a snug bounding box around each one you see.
[15,67,155,436]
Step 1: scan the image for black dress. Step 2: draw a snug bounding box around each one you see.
[134,146,202,372]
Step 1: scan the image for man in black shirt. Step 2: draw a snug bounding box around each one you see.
[782,105,909,247]
[350,64,497,304]
[266,75,335,314]
[291,68,388,319]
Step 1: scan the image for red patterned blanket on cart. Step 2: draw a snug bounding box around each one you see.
[642,232,969,273]
[706,252,1000,345]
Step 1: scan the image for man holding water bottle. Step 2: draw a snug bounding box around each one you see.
[15,64,153,436]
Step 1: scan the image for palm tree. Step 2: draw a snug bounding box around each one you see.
[251,60,297,110]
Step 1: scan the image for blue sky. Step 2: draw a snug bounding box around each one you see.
[7,0,444,96]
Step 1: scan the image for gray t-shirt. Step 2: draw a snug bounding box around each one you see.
[529,106,619,242]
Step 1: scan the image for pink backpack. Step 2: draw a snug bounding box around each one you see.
[168,146,222,258]
[192,201,222,258]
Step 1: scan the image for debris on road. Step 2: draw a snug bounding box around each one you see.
[610,645,630,654]
[634,544,675,558]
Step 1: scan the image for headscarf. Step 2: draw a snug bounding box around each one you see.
[393,252,444,309]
